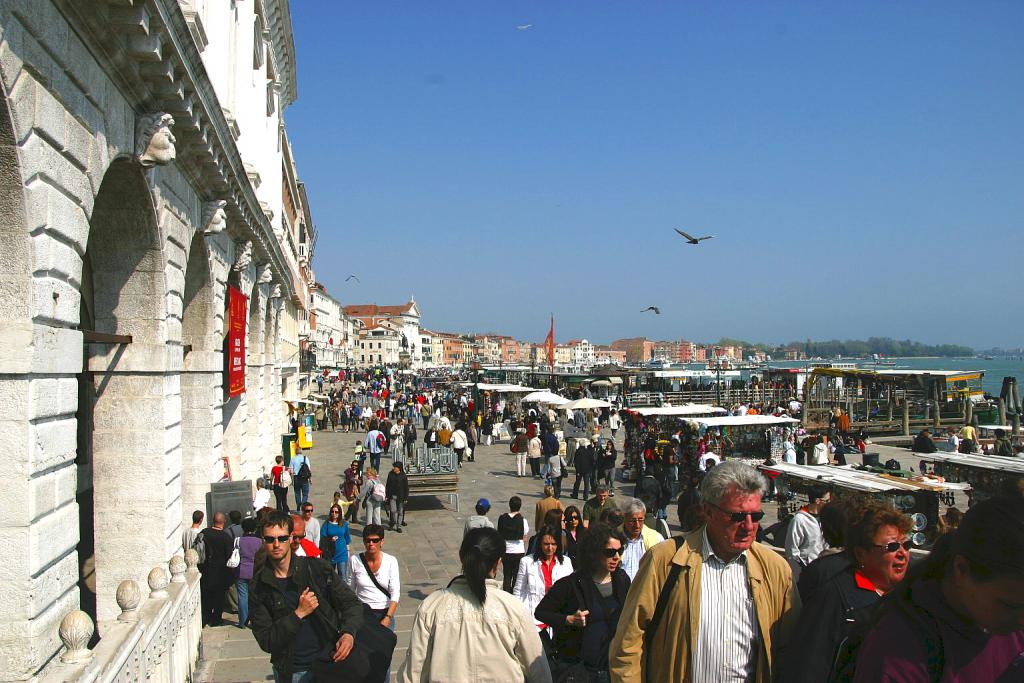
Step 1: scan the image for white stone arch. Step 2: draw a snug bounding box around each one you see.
[180,229,223,524]
[80,155,178,624]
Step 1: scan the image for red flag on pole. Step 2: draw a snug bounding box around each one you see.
[544,314,555,371]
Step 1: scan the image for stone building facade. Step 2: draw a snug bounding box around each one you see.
[0,0,314,678]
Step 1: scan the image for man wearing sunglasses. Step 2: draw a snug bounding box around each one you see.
[610,461,798,683]
[250,510,364,683]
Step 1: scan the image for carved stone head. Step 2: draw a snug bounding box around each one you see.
[258,263,273,284]
[233,240,253,272]
[202,200,227,235]
[136,112,176,167]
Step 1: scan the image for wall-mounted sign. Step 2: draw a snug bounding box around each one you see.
[227,285,247,396]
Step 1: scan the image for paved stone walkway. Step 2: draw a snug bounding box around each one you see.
[196,427,619,682]
[195,428,953,682]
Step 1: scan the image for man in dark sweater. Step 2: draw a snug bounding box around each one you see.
[386,462,409,532]
[250,511,363,682]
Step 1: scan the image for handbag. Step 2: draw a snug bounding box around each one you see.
[226,537,240,568]
[319,534,337,560]
[308,561,397,683]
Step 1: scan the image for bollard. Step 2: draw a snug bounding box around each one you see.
[966,399,973,426]
[998,398,1007,427]
[902,401,910,436]
[1013,413,1021,436]
[59,610,95,664]
[116,580,141,622]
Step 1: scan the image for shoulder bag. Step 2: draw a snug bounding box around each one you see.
[226,537,241,568]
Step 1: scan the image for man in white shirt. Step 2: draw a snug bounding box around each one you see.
[183,510,204,554]
[300,503,320,544]
[783,486,829,582]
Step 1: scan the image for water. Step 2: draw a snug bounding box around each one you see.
[766,357,1024,397]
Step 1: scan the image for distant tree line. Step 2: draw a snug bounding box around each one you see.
[712,337,973,358]
[794,337,973,358]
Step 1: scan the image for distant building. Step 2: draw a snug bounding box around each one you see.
[357,319,403,367]
[343,299,423,367]
[594,345,628,365]
[567,339,596,369]
[611,337,656,364]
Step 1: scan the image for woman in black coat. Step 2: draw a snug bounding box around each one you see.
[535,523,630,679]
[385,462,409,531]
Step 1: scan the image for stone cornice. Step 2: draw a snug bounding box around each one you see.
[263,0,298,108]
[52,0,299,302]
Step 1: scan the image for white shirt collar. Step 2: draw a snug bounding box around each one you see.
[700,527,747,565]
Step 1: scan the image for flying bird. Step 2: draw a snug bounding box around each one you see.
[674,228,714,245]
[516,23,533,30]
[641,306,661,315]
[345,274,360,283]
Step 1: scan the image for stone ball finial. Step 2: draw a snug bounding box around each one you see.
[116,580,141,622]
[59,610,94,664]
[136,112,176,167]
[184,548,200,575]
[169,555,187,583]
[148,566,170,600]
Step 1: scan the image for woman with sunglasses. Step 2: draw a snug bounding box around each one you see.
[780,498,912,681]
[535,523,630,681]
[562,506,585,563]
[319,504,352,579]
[852,496,1024,682]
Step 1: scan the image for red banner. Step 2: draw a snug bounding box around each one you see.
[544,315,555,371]
[227,285,247,396]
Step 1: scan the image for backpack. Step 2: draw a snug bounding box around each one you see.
[296,458,312,482]
[376,433,387,450]
[372,480,386,502]
[279,467,293,488]
[193,530,207,565]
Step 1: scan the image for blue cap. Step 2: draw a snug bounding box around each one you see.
[476,498,490,510]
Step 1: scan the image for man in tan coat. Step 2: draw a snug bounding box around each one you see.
[534,485,563,530]
[609,461,799,683]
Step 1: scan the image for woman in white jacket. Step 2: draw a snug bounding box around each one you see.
[514,525,574,633]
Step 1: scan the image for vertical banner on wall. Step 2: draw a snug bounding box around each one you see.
[227,285,247,396]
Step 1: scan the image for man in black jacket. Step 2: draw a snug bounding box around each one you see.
[571,439,596,500]
[250,511,363,682]
[386,462,409,533]
[198,512,235,626]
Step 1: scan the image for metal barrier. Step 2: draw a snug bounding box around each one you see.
[394,445,458,475]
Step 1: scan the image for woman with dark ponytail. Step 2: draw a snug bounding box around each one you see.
[398,527,553,683]
[852,496,1024,682]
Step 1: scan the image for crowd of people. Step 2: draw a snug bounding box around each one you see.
[183,368,1024,682]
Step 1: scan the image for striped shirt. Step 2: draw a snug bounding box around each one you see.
[621,536,645,580]
[691,530,759,682]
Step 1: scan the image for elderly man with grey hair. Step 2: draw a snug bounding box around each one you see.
[609,460,799,683]
[620,497,664,580]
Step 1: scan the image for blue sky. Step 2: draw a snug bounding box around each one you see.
[286,2,1023,349]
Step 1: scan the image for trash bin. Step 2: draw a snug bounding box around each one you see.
[281,433,297,465]
[298,414,313,449]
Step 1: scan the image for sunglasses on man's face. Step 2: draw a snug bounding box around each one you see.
[601,547,625,558]
[709,501,765,523]
[364,537,383,544]
[263,535,290,544]
[875,540,913,553]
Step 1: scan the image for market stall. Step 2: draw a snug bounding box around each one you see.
[759,461,967,546]
[915,451,1024,505]
[691,414,800,461]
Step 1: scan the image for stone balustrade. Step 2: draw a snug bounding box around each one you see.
[40,551,203,682]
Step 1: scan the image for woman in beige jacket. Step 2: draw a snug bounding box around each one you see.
[399,527,553,683]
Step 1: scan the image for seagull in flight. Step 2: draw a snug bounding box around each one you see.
[674,228,714,245]
[516,23,533,30]
[640,306,661,315]
[345,274,360,283]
